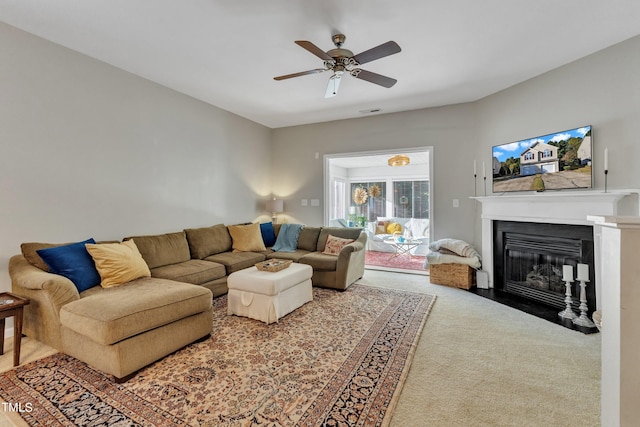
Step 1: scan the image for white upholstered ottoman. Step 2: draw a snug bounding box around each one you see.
[227,263,313,324]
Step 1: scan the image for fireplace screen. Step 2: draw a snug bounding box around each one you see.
[503,233,588,312]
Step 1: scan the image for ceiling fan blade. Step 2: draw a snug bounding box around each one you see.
[295,40,334,61]
[274,68,327,81]
[325,75,342,98]
[352,69,397,88]
[352,41,401,65]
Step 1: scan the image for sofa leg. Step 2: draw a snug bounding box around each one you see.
[114,371,137,384]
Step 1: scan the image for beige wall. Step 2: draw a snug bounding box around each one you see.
[0,22,272,294]
[272,103,479,243]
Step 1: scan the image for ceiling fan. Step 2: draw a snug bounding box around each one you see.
[274,34,401,98]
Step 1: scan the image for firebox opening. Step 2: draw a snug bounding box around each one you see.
[481,221,597,332]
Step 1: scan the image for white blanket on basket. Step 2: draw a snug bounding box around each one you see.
[425,238,481,269]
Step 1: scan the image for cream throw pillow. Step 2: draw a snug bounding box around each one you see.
[322,234,354,256]
[85,239,151,288]
[228,223,267,252]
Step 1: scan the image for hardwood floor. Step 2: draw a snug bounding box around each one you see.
[0,335,57,374]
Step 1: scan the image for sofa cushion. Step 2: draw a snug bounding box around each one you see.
[317,227,363,252]
[86,240,151,288]
[322,235,355,256]
[204,251,266,274]
[298,252,338,271]
[125,232,191,269]
[266,250,312,263]
[151,259,227,285]
[185,224,232,259]
[22,242,70,271]
[59,277,212,346]
[228,223,267,252]
[36,238,101,292]
[297,227,321,251]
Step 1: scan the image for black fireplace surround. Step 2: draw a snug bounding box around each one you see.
[491,220,596,322]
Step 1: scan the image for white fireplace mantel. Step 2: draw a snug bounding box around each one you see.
[471,189,640,292]
[472,190,639,225]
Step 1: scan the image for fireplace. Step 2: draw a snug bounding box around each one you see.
[474,190,638,314]
[493,221,595,316]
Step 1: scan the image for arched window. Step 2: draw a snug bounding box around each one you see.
[524,152,534,161]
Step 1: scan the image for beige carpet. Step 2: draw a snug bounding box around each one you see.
[361,270,601,427]
[1,270,600,426]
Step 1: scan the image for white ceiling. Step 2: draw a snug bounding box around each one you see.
[2,1,639,129]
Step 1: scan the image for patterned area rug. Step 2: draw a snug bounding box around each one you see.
[0,284,435,427]
[365,250,427,272]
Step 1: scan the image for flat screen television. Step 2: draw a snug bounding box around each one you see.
[492,125,592,193]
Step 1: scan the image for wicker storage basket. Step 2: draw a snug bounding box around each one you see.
[429,263,475,289]
[255,259,292,272]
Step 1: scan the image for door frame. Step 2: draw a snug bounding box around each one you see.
[323,146,434,241]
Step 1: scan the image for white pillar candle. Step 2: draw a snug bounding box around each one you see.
[562,265,574,282]
[474,160,477,175]
[577,263,589,281]
[483,162,486,178]
[604,148,608,171]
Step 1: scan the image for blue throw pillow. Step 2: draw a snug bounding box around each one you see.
[260,222,277,247]
[37,238,101,292]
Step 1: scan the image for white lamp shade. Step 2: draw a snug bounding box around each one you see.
[266,199,284,213]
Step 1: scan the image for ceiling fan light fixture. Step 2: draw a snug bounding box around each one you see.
[274,34,401,96]
[388,154,410,167]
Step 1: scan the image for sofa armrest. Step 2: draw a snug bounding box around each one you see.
[338,241,364,258]
[334,232,367,289]
[9,255,80,350]
[10,255,79,297]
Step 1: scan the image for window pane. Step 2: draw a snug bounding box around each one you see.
[332,179,345,219]
[393,180,429,219]
[413,180,430,219]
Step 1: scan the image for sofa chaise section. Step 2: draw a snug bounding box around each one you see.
[60,277,212,381]
[9,252,213,381]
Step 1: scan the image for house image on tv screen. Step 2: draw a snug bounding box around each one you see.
[519,141,559,176]
[519,135,592,176]
[492,125,592,192]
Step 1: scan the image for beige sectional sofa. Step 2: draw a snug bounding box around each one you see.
[9,223,366,381]
[128,223,366,294]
